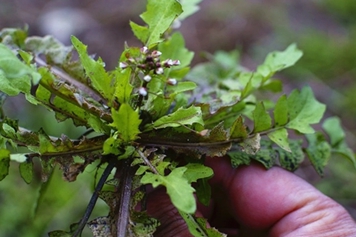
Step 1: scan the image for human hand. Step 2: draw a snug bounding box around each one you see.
[147,156,356,236]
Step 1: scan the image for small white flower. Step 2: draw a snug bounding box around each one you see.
[156,67,164,74]
[143,74,152,82]
[172,60,180,66]
[164,59,174,66]
[138,87,148,96]
[167,78,177,85]
[140,46,149,54]
[172,19,181,29]
[151,50,162,58]
[119,62,128,69]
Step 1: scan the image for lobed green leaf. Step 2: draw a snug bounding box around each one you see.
[110,104,141,143]
[25,35,72,65]
[178,0,203,21]
[71,36,114,102]
[0,43,41,96]
[158,32,194,78]
[114,68,133,104]
[322,117,346,146]
[257,43,303,79]
[130,0,183,47]
[141,167,196,213]
[267,128,291,152]
[286,87,326,134]
[183,163,213,183]
[19,158,33,184]
[273,94,288,126]
[150,106,204,130]
[167,81,197,97]
[253,101,272,133]
[322,117,356,168]
[36,67,111,127]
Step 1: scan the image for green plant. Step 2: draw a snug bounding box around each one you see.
[0,0,355,236]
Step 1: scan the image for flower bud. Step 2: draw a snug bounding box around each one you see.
[137,64,146,69]
[151,50,162,58]
[119,62,128,69]
[155,67,164,74]
[138,87,148,96]
[172,19,181,29]
[167,78,177,85]
[140,46,149,54]
[128,58,135,63]
[172,59,180,66]
[143,75,152,82]
[163,59,174,67]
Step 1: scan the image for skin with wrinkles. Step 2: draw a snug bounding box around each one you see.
[147,156,356,237]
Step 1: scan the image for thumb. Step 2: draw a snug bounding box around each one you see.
[206,156,356,236]
[146,187,193,237]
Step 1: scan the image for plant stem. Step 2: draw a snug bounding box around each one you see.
[115,159,135,237]
[72,157,116,237]
[137,149,159,174]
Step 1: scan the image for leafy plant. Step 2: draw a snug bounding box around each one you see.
[0,0,355,236]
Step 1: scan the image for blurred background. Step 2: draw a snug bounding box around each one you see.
[1,0,356,236]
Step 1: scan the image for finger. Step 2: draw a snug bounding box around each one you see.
[206,156,356,236]
[146,187,193,237]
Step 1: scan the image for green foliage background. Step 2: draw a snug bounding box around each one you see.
[0,0,356,236]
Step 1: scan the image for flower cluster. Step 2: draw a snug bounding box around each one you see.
[120,46,180,74]
[119,46,181,97]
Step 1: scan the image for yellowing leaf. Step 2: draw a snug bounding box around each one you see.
[230,116,248,139]
[87,216,112,237]
[240,134,261,155]
[208,122,228,142]
[267,128,291,152]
